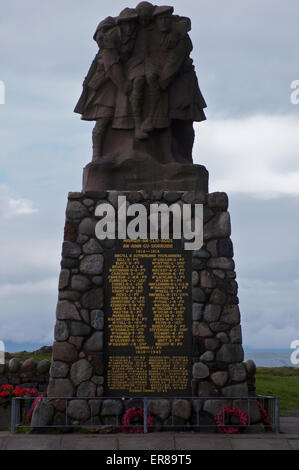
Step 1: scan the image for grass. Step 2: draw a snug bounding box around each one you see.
[256,367,299,412]
[5,352,52,362]
[256,367,299,377]
[14,426,31,434]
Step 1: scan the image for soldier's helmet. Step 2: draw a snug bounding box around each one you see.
[93,16,116,42]
[152,5,174,17]
[136,2,155,16]
[116,8,138,24]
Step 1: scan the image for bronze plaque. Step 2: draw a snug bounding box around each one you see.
[104,238,192,396]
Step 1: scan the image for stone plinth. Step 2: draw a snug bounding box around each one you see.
[41,189,256,427]
[83,155,209,192]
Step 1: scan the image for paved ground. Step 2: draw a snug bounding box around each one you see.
[0,418,298,450]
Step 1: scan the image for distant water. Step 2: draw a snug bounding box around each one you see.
[3,343,299,368]
[244,350,299,367]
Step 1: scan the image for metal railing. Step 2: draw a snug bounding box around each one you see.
[11,395,280,434]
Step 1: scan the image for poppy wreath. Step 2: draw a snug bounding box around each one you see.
[215,406,248,434]
[122,407,154,433]
[256,400,272,427]
[27,393,46,421]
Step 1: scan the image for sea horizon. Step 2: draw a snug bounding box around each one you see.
[2,341,298,368]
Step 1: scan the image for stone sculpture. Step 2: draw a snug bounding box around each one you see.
[74,3,208,191]
[41,4,257,431]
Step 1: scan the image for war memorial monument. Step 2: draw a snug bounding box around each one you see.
[33,2,260,430]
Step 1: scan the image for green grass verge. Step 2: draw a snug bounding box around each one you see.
[257,367,299,377]
[5,353,52,362]
[256,367,299,412]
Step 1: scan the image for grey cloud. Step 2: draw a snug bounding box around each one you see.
[229,194,299,348]
[0,278,56,345]
[1,0,299,118]
[229,193,299,280]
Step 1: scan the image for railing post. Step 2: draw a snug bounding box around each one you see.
[196,398,200,427]
[144,397,148,434]
[17,398,21,428]
[264,397,269,414]
[39,397,42,427]
[275,397,280,434]
[171,398,174,429]
[248,398,251,429]
[65,399,68,426]
[11,398,16,433]
[90,400,94,426]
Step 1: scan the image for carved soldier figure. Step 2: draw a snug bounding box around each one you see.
[127,3,184,139]
[109,8,138,132]
[126,1,159,139]
[74,17,117,159]
[152,5,207,162]
[74,9,138,159]
[74,3,207,166]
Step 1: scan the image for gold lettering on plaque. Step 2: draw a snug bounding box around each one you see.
[106,239,191,394]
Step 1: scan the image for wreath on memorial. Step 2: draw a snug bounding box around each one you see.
[122,407,154,433]
[27,393,46,421]
[215,406,248,434]
[256,400,272,427]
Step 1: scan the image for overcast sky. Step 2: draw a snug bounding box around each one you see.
[0,0,299,352]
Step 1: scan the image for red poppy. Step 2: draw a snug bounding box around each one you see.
[122,407,154,434]
[215,406,248,434]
